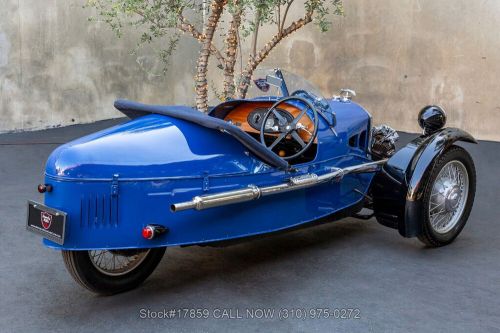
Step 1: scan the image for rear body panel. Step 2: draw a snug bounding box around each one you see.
[46,113,269,179]
[41,99,375,249]
[43,160,373,249]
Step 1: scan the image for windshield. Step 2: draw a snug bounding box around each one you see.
[244,68,331,113]
[246,68,326,100]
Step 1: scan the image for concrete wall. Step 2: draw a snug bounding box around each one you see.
[0,0,198,132]
[1,0,499,140]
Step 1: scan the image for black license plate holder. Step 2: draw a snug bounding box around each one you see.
[26,200,66,245]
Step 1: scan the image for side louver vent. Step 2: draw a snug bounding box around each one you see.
[80,193,118,227]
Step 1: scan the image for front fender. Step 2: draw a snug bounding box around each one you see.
[371,128,477,237]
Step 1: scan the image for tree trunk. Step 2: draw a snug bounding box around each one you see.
[237,15,312,99]
[223,9,242,100]
[195,0,227,112]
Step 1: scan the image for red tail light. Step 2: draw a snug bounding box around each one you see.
[142,224,167,240]
[142,226,154,239]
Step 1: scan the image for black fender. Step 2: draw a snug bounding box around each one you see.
[371,128,477,237]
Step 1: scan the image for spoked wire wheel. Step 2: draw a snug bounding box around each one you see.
[418,146,476,247]
[62,247,165,295]
[428,160,469,234]
[88,249,151,276]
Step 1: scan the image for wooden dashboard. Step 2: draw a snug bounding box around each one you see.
[223,102,316,142]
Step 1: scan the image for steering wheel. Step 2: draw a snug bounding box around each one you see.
[260,96,319,160]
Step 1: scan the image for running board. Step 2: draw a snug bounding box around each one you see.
[171,159,387,212]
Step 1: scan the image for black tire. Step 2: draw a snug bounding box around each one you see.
[62,247,166,295]
[418,146,476,247]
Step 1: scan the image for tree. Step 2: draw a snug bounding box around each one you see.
[86,0,344,112]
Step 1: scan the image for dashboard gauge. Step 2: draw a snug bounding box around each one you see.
[247,108,294,132]
[265,118,276,131]
[251,113,262,125]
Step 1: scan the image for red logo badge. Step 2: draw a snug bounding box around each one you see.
[254,78,270,92]
[41,211,52,230]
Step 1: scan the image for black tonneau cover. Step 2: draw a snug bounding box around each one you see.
[114,99,289,169]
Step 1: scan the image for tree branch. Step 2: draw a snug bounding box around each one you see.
[280,0,294,33]
[237,10,313,98]
[178,15,226,68]
[277,5,280,35]
[251,10,261,59]
[128,7,226,68]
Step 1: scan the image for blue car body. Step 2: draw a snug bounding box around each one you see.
[41,98,373,250]
[25,69,478,295]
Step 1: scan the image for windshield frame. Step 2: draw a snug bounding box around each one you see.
[245,68,327,103]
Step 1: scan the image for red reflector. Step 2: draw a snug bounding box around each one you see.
[37,184,52,193]
[142,226,154,240]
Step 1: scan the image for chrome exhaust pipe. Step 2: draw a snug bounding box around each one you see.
[171,186,261,212]
[171,159,386,212]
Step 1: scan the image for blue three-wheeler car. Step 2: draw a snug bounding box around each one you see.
[27,69,476,295]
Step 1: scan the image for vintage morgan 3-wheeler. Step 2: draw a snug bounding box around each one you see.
[27,69,476,295]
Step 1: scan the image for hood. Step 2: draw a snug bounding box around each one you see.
[46,114,266,179]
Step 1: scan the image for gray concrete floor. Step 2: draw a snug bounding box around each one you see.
[1,119,499,333]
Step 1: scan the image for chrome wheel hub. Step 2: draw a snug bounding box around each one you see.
[88,249,150,276]
[429,160,469,234]
[441,181,460,211]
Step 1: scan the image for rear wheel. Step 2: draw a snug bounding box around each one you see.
[62,247,166,295]
[418,146,476,247]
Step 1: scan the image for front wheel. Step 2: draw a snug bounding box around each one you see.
[62,247,166,295]
[418,146,476,247]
